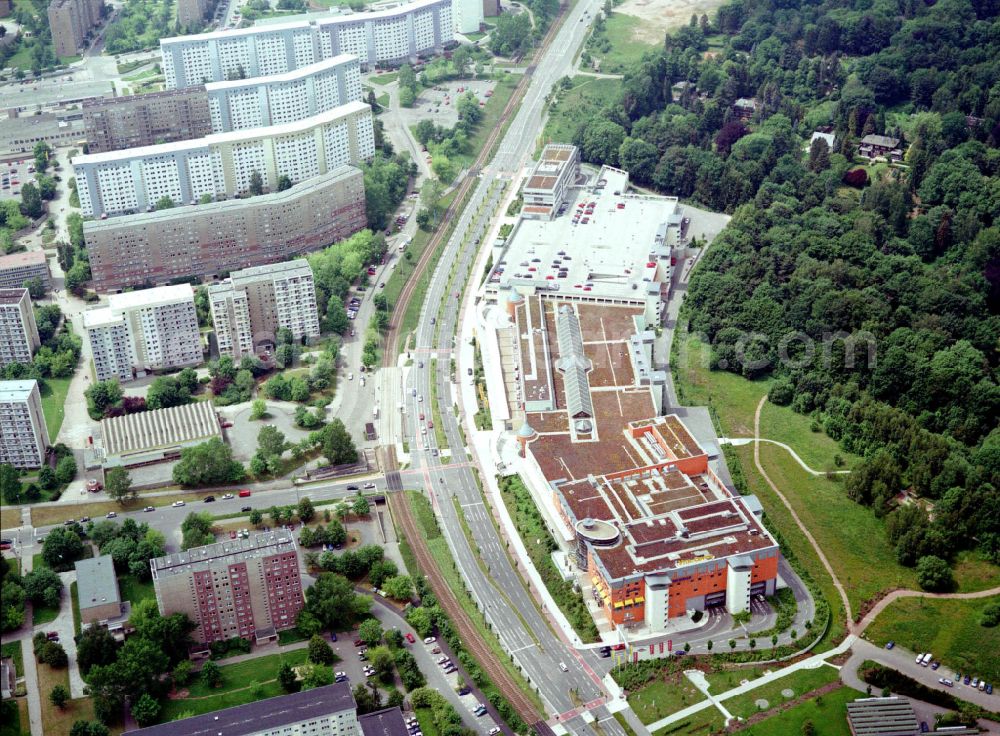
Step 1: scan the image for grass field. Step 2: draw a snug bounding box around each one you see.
[588,13,658,73]
[39,376,73,442]
[70,581,81,636]
[650,703,724,736]
[722,664,840,718]
[738,686,855,736]
[952,551,1000,592]
[369,72,399,85]
[118,574,155,607]
[542,77,622,152]
[37,661,99,736]
[159,649,309,721]
[32,592,61,627]
[674,331,920,618]
[0,506,20,530]
[864,597,1000,682]
[628,674,707,724]
[0,698,30,736]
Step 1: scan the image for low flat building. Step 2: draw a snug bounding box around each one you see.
[522,143,580,220]
[150,530,304,645]
[0,251,51,292]
[74,555,123,625]
[123,681,359,736]
[83,167,365,292]
[0,379,49,468]
[359,708,409,736]
[98,400,221,468]
[0,110,85,153]
[0,288,40,367]
[209,259,320,360]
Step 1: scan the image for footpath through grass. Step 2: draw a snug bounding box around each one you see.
[864,596,1000,682]
[159,649,308,721]
[673,331,919,619]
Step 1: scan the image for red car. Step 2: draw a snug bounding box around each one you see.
[405,633,416,643]
[612,644,626,651]
[239,489,251,498]
[353,639,364,647]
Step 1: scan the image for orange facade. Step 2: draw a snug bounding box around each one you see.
[593,551,779,624]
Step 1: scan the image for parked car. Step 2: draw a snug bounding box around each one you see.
[241,505,252,512]
[106,511,117,518]
[423,636,436,644]
[143,506,154,512]
[86,479,103,492]
[489,729,501,736]
[222,493,234,500]
[330,632,337,642]
[204,495,215,503]
[45,631,59,641]
[885,641,895,650]
[405,633,416,643]
[172,501,185,507]
[939,678,953,687]
[354,639,364,647]
[559,662,568,672]
[457,686,471,695]
[239,489,251,497]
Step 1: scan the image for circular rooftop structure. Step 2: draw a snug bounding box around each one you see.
[575,517,620,546]
[517,422,535,439]
[508,292,525,305]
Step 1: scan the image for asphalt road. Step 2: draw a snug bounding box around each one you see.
[392,1,630,733]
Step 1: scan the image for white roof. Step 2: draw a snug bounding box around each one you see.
[0,379,38,402]
[107,283,194,312]
[161,0,446,45]
[82,306,122,330]
[72,101,369,166]
[204,54,357,93]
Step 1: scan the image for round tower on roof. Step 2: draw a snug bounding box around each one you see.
[516,421,536,457]
[506,291,525,318]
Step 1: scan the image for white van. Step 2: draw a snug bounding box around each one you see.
[921,653,933,666]
[915,653,926,664]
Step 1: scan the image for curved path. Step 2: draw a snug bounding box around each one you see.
[855,585,1000,634]
[722,437,850,477]
[752,396,856,632]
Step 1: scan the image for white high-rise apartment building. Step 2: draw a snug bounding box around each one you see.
[206,55,363,132]
[84,284,202,383]
[452,0,483,34]
[209,259,320,360]
[72,102,375,218]
[0,289,41,367]
[0,380,49,468]
[160,0,453,88]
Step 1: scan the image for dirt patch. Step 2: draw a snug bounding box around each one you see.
[616,0,729,43]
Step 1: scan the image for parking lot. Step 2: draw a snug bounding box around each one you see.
[327,601,499,733]
[0,157,38,202]
[397,79,498,131]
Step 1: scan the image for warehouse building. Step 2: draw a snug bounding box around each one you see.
[150,530,303,645]
[98,400,221,468]
[83,166,365,292]
[72,101,374,218]
[161,0,454,88]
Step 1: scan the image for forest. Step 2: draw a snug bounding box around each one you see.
[564,0,1000,578]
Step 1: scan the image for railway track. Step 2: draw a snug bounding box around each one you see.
[387,491,544,728]
[382,5,568,364]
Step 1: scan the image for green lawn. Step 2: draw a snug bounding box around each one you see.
[414,707,441,736]
[70,580,81,636]
[1,640,24,679]
[723,665,841,719]
[118,574,155,607]
[628,675,707,724]
[952,550,1000,592]
[39,376,73,442]
[864,597,1000,682]
[0,699,28,736]
[588,13,658,73]
[542,76,623,153]
[650,704,724,736]
[369,72,399,85]
[159,649,309,721]
[738,686,856,736]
